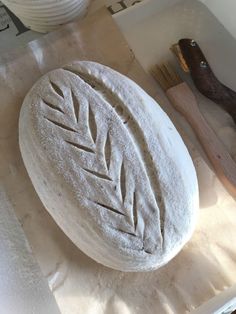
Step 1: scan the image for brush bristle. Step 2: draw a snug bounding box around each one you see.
[151,62,182,91]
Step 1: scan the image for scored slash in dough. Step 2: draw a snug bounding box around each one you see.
[19,61,199,272]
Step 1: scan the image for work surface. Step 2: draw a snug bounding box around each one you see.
[0,7,236,314]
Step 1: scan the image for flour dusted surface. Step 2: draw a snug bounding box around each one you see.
[19,61,198,271]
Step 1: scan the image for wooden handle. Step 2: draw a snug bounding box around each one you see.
[177,38,236,123]
[167,82,236,198]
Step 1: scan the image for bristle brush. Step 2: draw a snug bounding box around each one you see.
[151,62,236,198]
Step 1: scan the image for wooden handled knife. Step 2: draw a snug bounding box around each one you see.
[171,38,236,123]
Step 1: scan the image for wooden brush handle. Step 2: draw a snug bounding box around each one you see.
[166,82,236,198]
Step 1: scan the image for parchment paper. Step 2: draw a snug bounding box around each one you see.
[0,8,236,314]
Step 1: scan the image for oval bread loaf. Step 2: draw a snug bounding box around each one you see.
[19,61,198,271]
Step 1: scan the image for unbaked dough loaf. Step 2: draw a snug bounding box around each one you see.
[19,61,198,271]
